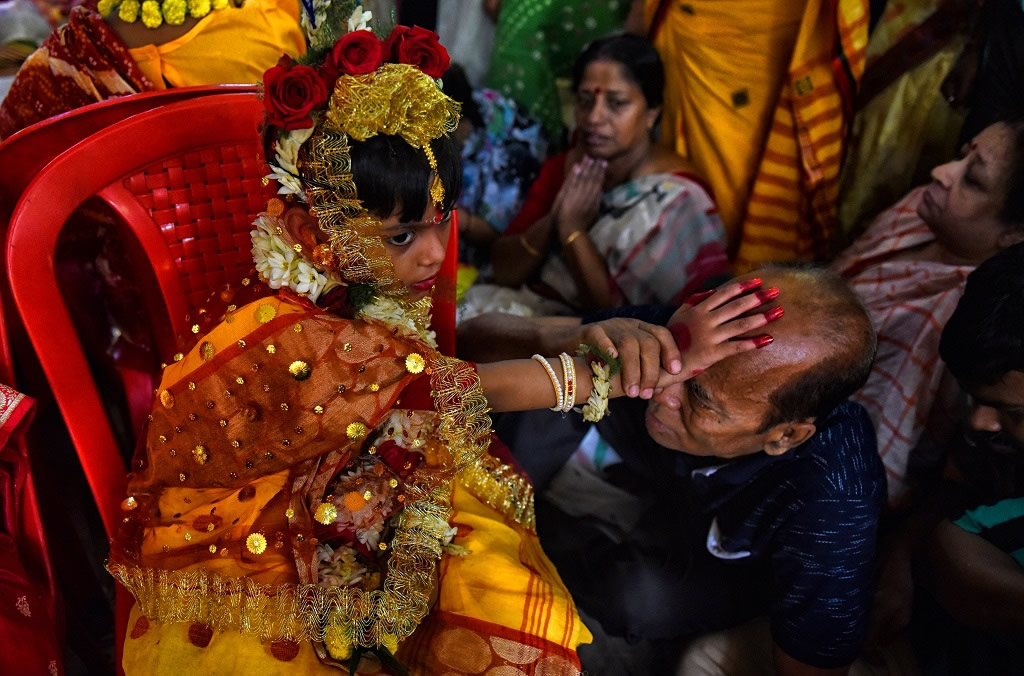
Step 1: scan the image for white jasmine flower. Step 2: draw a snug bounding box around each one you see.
[347,5,372,32]
[294,260,328,301]
[265,127,314,200]
[250,212,342,301]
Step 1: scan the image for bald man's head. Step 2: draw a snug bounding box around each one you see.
[645,265,876,458]
[745,265,876,430]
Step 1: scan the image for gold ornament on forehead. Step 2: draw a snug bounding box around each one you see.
[301,64,461,294]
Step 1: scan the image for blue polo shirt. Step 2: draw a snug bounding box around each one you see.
[584,305,886,668]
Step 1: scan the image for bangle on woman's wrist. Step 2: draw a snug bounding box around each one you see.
[563,230,585,246]
[558,352,576,414]
[519,234,541,257]
[532,354,564,411]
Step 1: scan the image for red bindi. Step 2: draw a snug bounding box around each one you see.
[594,87,602,96]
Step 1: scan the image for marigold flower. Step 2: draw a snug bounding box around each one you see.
[187,0,210,18]
[140,0,162,27]
[118,0,139,21]
[162,0,186,24]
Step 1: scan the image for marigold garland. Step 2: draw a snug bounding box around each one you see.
[98,0,227,26]
[118,0,140,21]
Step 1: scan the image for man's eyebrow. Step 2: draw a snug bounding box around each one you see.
[689,379,730,418]
[973,394,1024,411]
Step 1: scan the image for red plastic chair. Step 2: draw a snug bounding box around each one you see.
[0,87,256,669]
[7,93,276,536]
[6,92,460,670]
[0,85,258,388]
[0,88,258,634]
[6,92,274,674]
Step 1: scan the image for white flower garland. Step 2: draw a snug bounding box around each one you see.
[250,213,341,302]
[251,213,437,348]
[579,361,611,422]
[357,295,438,349]
[347,4,371,32]
[265,127,314,201]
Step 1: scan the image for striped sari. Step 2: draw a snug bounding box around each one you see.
[459,171,728,320]
[647,0,870,268]
[540,172,727,308]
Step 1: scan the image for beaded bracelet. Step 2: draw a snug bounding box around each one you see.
[532,354,563,412]
[558,352,576,414]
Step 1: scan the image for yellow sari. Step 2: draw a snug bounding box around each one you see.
[646,0,869,267]
[128,0,306,87]
[112,292,588,674]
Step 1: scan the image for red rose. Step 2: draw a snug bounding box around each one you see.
[263,58,328,131]
[320,29,384,91]
[376,440,423,477]
[383,25,450,79]
[381,25,413,60]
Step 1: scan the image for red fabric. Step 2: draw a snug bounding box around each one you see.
[0,7,153,139]
[0,386,63,675]
[504,152,568,236]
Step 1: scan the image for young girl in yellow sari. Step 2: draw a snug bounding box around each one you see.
[106,6,779,673]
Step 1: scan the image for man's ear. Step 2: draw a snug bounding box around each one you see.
[282,206,323,251]
[762,419,816,456]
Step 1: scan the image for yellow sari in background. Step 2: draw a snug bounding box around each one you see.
[838,0,971,239]
[646,0,869,268]
[129,0,306,88]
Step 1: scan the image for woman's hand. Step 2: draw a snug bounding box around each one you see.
[666,278,782,378]
[555,156,606,241]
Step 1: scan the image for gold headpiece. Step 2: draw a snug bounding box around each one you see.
[301,64,460,292]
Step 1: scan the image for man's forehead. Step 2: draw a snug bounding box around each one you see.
[699,358,779,408]
[704,332,818,387]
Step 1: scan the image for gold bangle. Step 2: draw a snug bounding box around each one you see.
[519,234,541,257]
[564,230,585,246]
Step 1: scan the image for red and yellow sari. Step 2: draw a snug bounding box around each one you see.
[109,287,589,674]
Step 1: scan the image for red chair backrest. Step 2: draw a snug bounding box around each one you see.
[0,86,258,387]
[7,93,274,537]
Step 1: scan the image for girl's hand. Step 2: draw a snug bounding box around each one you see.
[555,156,606,240]
[665,278,782,379]
[578,318,681,400]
